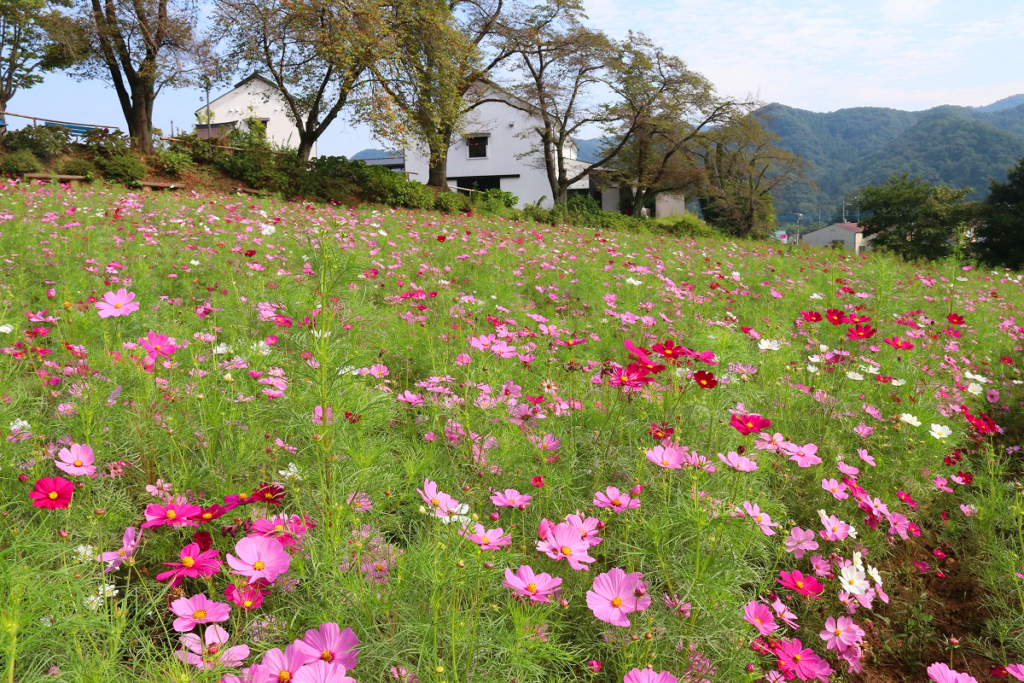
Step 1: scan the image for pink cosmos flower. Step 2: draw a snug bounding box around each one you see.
[593,486,641,513]
[933,476,954,493]
[140,331,176,358]
[819,513,854,541]
[96,289,140,318]
[821,478,849,500]
[743,601,777,635]
[489,488,532,509]
[586,567,651,627]
[742,501,779,536]
[536,522,595,570]
[97,526,140,572]
[772,598,800,629]
[718,451,758,472]
[622,669,678,683]
[565,513,604,547]
[463,523,512,550]
[294,661,357,683]
[926,662,979,683]
[142,502,202,529]
[312,405,335,425]
[174,624,249,670]
[782,442,821,468]
[784,528,819,559]
[261,644,308,683]
[1005,664,1024,681]
[169,594,231,632]
[156,542,223,587]
[29,476,74,509]
[294,623,359,669]
[503,565,562,603]
[777,570,824,598]
[225,583,267,611]
[55,443,97,477]
[819,616,864,653]
[645,445,685,469]
[227,536,291,584]
[774,638,832,681]
[856,448,876,466]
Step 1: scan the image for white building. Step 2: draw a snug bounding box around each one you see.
[194,73,314,157]
[800,222,874,253]
[403,83,593,209]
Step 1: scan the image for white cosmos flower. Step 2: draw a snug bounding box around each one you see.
[808,354,822,363]
[846,372,864,381]
[965,371,989,384]
[212,343,232,355]
[758,339,781,351]
[810,293,824,300]
[929,424,952,440]
[278,462,303,481]
[0,324,13,334]
[807,365,819,374]
[891,378,906,387]
[899,413,922,427]
[251,341,272,356]
[74,545,96,562]
[867,565,883,586]
[260,224,276,236]
[839,564,870,595]
[625,277,642,286]
[966,383,983,396]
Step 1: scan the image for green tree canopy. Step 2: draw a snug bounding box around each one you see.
[975,157,1024,269]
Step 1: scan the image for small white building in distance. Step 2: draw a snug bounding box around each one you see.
[193,73,314,157]
[403,82,594,209]
[800,222,874,253]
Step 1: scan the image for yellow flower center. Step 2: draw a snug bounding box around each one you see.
[182,556,195,568]
[661,460,669,465]
[48,491,59,500]
[243,600,253,607]
[117,549,126,556]
[166,510,177,519]
[793,655,802,663]
[203,513,213,520]
[754,617,761,624]
[560,546,572,556]
[835,628,843,636]
[275,524,285,532]
[611,597,623,607]
[278,672,291,682]
[73,460,83,467]
[526,583,537,593]
[320,650,332,662]
[239,493,249,500]
[375,563,386,571]
[795,581,804,589]
[253,561,266,571]
[430,497,439,505]
[154,344,161,351]
[612,498,622,506]
[192,609,207,619]
[114,303,122,308]
[481,536,491,544]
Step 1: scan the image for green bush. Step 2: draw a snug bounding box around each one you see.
[154,148,195,176]
[434,190,470,214]
[82,128,132,158]
[1,126,70,161]
[0,149,43,175]
[99,154,147,186]
[652,213,719,238]
[472,188,519,214]
[58,158,98,180]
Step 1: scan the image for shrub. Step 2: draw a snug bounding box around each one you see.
[652,213,719,238]
[58,158,98,180]
[0,149,43,175]
[154,148,195,177]
[1,126,70,161]
[434,190,470,214]
[99,154,147,186]
[472,188,519,214]
[82,128,132,158]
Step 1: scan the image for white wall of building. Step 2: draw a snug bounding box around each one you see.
[404,90,589,208]
[800,224,873,253]
[655,193,687,218]
[196,75,315,157]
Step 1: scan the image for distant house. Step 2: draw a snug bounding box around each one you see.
[800,222,874,253]
[194,73,314,157]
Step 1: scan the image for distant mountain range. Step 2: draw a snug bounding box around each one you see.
[352,95,1024,224]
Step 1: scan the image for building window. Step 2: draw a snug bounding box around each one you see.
[467,135,488,158]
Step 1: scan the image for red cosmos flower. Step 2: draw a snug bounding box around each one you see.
[436,235,446,242]
[693,371,718,389]
[29,476,74,509]
[825,309,849,325]
[847,314,872,323]
[884,336,914,350]
[344,411,362,423]
[531,476,545,487]
[647,422,674,440]
[730,413,771,436]
[1000,356,1013,365]
[799,310,822,322]
[253,483,285,506]
[947,313,965,325]
[846,324,876,340]
[194,504,230,524]
[651,339,685,360]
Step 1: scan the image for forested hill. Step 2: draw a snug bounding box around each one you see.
[761,97,1024,220]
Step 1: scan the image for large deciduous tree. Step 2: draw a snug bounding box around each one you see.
[69,0,203,153]
[214,0,384,162]
[0,0,74,112]
[370,0,510,188]
[692,114,806,237]
[860,173,978,261]
[975,158,1024,268]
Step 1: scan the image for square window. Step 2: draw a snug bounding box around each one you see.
[467,136,488,158]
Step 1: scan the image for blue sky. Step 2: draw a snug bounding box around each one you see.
[8,0,1024,157]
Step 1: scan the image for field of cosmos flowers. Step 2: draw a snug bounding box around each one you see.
[2,179,1024,683]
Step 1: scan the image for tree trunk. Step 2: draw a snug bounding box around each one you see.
[130,98,154,154]
[297,137,315,162]
[427,138,450,189]
[631,188,649,217]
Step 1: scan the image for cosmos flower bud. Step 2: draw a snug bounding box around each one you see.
[489,512,500,522]
[483,562,494,570]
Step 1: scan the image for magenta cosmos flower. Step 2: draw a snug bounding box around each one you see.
[169,594,231,632]
[503,565,562,604]
[593,486,641,513]
[227,535,291,584]
[777,570,824,598]
[174,624,249,670]
[294,661,357,683]
[29,476,73,509]
[294,623,359,669]
[536,522,595,571]
[142,501,202,529]
[140,331,176,359]
[156,542,223,587]
[586,567,651,627]
[489,488,532,509]
[55,443,97,477]
[97,527,140,572]
[623,669,678,683]
[743,601,777,635]
[730,412,771,435]
[773,638,832,680]
[96,289,140,318]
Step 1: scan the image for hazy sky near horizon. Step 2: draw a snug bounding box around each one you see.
[8,0,1024,156]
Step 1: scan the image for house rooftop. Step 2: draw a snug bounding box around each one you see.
[829,222,864,233]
